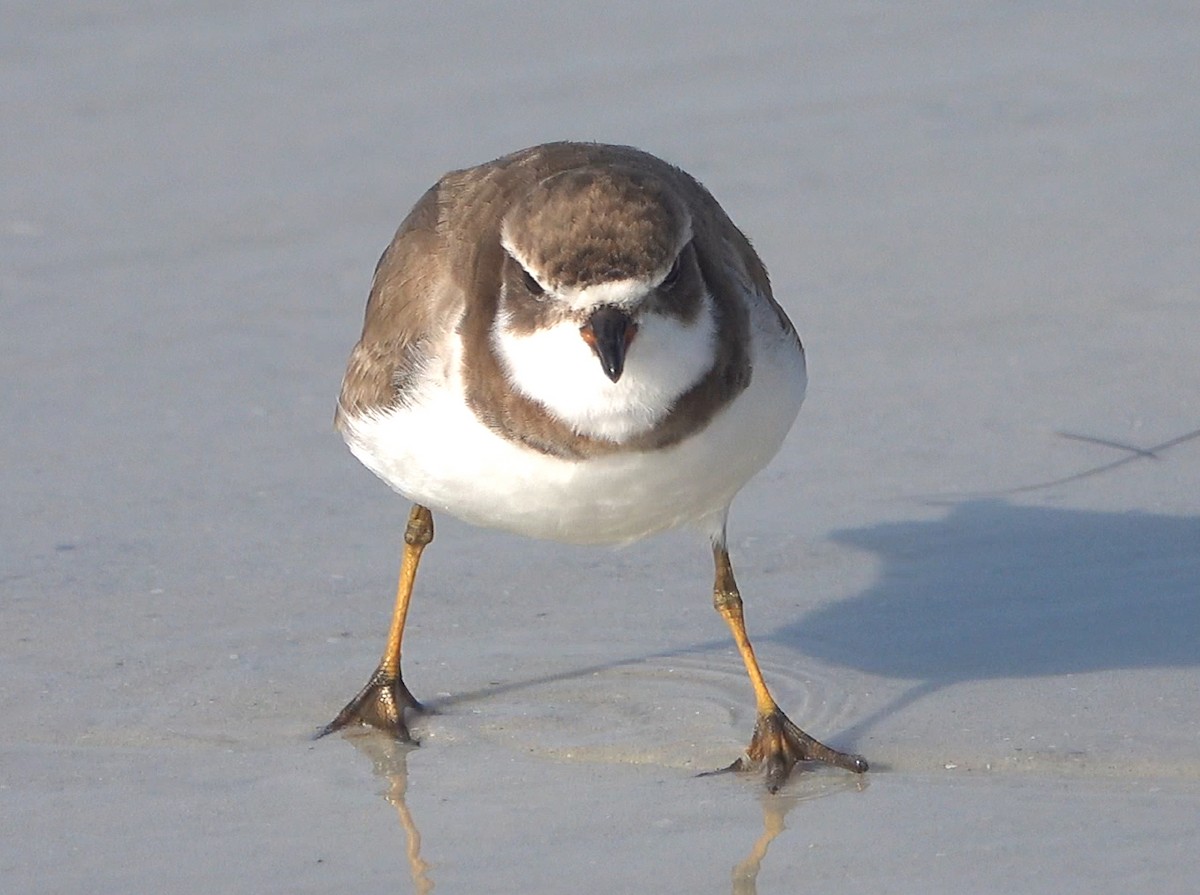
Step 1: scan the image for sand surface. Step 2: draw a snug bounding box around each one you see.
[3,3,1199,892]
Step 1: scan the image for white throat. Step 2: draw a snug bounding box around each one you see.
[493,296,718,442]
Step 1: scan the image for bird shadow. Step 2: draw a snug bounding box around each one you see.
[769,499,1200,739]
[417,499,1200,750]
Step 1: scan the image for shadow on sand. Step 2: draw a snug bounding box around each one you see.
[770,499,1200,738]
[337,499,1200,763]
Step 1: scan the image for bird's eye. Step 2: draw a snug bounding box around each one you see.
[661,256,682,290]
[522,269,545,297]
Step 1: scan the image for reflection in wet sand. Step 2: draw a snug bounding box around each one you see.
[346,731,865,895]
[731,771,869,895]
[350,733,434,894]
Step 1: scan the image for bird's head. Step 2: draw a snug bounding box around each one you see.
[491,165,717,442]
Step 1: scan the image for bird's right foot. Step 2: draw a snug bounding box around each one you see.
[316,667,423,741]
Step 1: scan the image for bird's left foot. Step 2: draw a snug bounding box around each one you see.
[724,707,868,792]
[315,667,424,742]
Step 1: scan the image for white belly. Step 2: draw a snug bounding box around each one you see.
[341,317,805,546]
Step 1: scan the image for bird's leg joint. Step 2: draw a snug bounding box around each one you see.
[713,586,743,615]
[711,544,743,616]
[404,505,434,548]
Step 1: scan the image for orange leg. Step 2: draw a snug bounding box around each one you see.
[712,543,867,791]
[317,504,434,741]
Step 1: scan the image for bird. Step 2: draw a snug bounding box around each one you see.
[317,141,867,790]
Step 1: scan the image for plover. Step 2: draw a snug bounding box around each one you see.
[319,142,867,789]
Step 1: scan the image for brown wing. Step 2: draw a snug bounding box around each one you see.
[735,228,801,347]
[673,165,802,350]
[335,182,461,430]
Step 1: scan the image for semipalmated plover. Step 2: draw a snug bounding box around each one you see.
[319,142,867,789]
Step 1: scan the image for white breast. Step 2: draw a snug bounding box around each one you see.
[340,297,805,546]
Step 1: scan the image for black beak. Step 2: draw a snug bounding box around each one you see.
[580,306,638,383]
